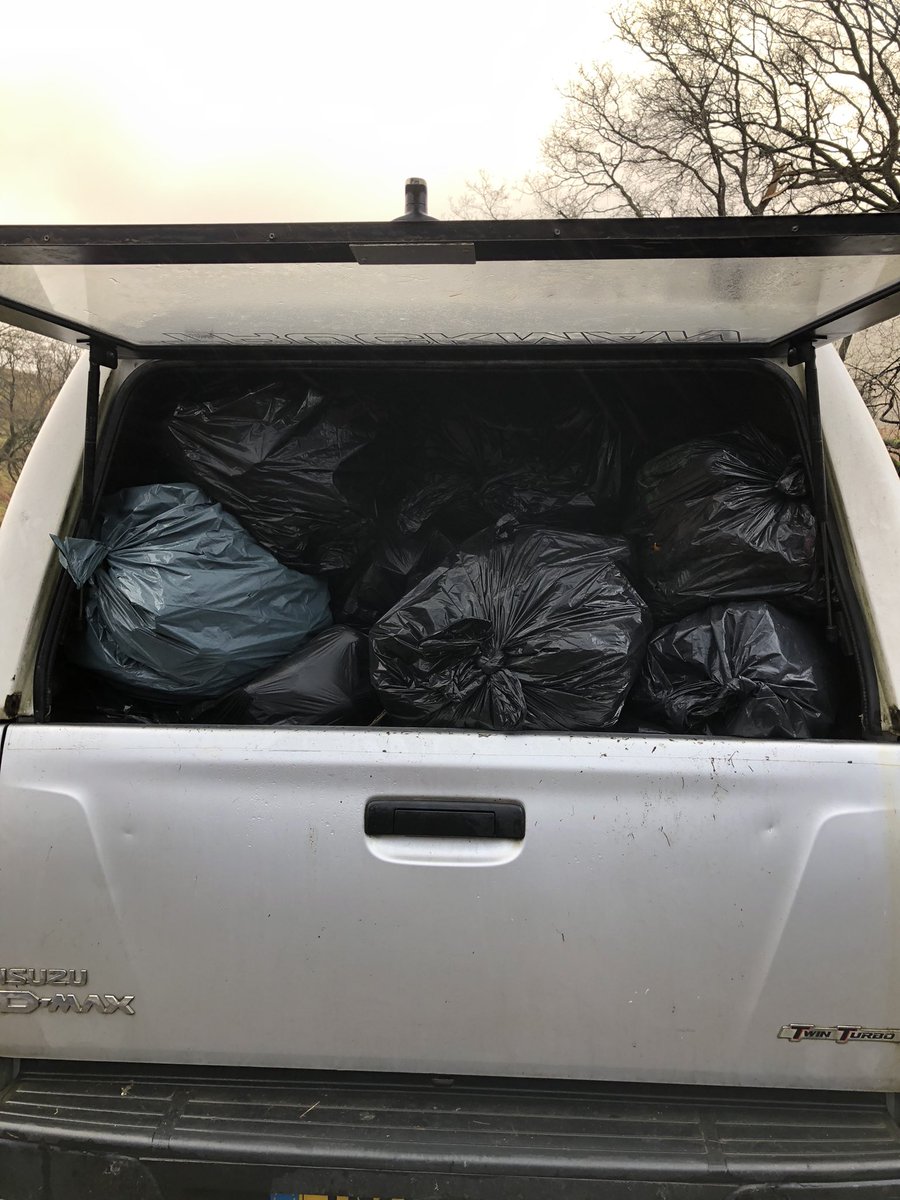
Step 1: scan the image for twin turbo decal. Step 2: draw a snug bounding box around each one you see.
[779,1023,899,1044]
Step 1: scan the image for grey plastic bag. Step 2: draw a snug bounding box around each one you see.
[53,483,332,699]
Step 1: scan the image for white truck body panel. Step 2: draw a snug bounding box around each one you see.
[818,344,900,731]
[0,723,898,1090]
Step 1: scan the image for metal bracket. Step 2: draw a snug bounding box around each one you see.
[88,341,118,370]
[786,333,826,366]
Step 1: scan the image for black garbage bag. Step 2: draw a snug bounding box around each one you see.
[627,427,817,617]
[398,394,625,540]
[370,519,650,731]
[612,704,670,735]
[337,527,454,630]
[632,601,837,738]
[169,381,387,575]
[56,666,190,725]
[190,626,378,726]
[52,483,332,700]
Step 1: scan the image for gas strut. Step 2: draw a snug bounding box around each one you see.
[78,339,118,537]
[789,338,837,643]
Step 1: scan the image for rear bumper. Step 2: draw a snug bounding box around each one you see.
[2,1063,900,1199]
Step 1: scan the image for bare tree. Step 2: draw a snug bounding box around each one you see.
[448,170,516,220]
[0,325,79,487]
[530,0,900,219]
[451,0,900,456]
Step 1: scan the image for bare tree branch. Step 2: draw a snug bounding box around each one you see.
[448,170,516,219]
[449,0,900,445]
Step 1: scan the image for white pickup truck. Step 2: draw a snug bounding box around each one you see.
[0,199,899,1199]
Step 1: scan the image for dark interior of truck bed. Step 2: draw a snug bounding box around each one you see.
[36,356,870,738]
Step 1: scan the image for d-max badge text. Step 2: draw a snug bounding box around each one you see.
[0,990,135,1015]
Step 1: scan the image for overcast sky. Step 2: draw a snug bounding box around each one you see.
[2,0,625,225]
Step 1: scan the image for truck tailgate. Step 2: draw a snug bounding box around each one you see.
[0,725,898,1090]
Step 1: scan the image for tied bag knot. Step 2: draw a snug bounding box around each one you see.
[51,536,110,588]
